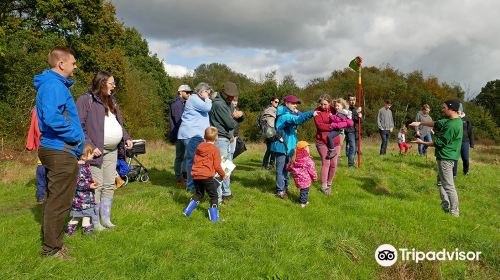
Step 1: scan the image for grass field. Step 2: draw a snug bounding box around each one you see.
[0,140,499,279]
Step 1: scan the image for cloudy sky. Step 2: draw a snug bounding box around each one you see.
[112,0,499,97]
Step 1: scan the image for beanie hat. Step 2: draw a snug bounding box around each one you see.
[296,141,310,149]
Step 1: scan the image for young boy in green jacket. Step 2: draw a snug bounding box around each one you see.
[410,99,463,217]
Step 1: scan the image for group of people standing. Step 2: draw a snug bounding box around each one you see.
[34,47,132,259]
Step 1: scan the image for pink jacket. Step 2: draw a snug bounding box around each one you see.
[329,113,354,130]
[287,149,318,189]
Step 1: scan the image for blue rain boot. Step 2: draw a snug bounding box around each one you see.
[183,200,198,217]
[100,199,116,229]
[208,204,219,222]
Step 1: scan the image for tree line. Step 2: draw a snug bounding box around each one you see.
[1,1,498,150]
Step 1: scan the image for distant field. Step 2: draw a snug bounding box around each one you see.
[0,140,498,279]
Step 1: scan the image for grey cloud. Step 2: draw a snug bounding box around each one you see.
[113,0,500,94]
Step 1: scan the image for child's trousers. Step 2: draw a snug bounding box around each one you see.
[193,178,218,206]
[299,188,310,204]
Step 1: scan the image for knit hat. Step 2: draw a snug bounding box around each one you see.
[444,99,460,112]
[296,141,310,149]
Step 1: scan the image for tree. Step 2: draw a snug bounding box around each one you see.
[474,80,500,126]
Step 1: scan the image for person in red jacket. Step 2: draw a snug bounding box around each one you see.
[313,94,353,194]
[183,127,227,222]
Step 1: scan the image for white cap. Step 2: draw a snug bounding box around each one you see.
[177,84,192,92]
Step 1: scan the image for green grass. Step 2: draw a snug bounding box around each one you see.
[0,140,499,279]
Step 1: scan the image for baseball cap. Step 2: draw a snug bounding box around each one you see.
[177,85,192,92]
[296,141,310,149]
[444,99,460,112]
[283,95,301,104]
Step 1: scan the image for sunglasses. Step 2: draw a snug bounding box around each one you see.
[272,100,279,103]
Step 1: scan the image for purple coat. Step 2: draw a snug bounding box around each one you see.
[76,92,131,166]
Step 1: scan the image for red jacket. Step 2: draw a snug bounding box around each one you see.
[313,105,351,146]
[191,142,226,179]
[25,107,41,151]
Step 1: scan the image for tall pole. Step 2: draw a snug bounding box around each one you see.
[357,65,362,168]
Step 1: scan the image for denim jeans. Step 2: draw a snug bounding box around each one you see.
[345,131,357,167]
[36,165,47,201]
[418,134,432,155]
[183,137,204,192]
[174,139,187,181]
[299,188,310,204]
[275,152,290,194]
[453,142,470,176]
[262,140,275,168]
[379,130,390,155]
[215,137,233,200]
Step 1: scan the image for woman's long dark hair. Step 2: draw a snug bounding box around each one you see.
[90,71,116,115]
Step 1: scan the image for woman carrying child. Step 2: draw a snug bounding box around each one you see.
[65,145,98,235]
[313,95,353,194]
[287,141,318,207]
[325,98,353,159]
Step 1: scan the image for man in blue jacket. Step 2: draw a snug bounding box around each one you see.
[35,47,84,259]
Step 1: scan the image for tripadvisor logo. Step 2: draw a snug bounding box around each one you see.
[375,244,482,266]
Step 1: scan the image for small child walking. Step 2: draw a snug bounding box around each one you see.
[65,145,98,235]
[183,127,227,222]
[398,126,409,154]
[326,98,353,159]
[287,141,318,207]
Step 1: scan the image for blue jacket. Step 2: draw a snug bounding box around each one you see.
[34,70,85,157]
[270,106,314,156]
[177,94,212,140]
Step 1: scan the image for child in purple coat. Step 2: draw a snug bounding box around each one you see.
[287,141,318,207]
[65,145,98,235]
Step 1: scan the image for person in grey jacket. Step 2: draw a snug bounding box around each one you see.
[377,99,394,155]
[415,104,434,156]
[76,71,132,231]
[209,81,243,202]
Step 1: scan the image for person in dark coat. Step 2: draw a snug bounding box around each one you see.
[169,85,192,184]
[453,103,474,176]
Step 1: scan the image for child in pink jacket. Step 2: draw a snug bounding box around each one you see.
[287,141,318,207]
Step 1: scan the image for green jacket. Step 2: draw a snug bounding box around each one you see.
[209,94,237,139]
[434,117,463,161]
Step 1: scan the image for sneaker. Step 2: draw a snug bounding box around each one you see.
[278,191,286,199]
[300,202,310,208]
[464,172,469,176]
[326,149,337,160]
[65,223,77,236]
[222,194,233,201]
[36,198,45,205]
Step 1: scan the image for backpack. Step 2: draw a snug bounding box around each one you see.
[257,106,277,139]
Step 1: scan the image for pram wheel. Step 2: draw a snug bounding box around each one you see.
[123,175,129,186]
[140,173,149,182]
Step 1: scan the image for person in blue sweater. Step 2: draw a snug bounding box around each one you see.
[34,47,85,259]
[177,82,213,192]
[271,95,317,198]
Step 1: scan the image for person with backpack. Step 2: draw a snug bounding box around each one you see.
[260,96,280,169]
[271,95,317,199]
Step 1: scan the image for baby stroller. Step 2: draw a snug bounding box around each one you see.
[121,139,149,185]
